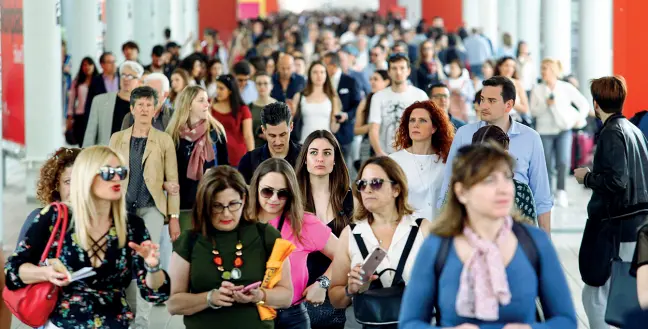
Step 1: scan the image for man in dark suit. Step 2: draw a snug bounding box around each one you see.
[323,51,362,172]
[79,52,119,145]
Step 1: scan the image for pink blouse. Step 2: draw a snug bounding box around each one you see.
[67,80,90,116]
[269,212,331,304]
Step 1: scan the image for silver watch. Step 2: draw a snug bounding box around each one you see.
[317,275,331,289]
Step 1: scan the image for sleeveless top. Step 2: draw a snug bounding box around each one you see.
[299,96,332,143]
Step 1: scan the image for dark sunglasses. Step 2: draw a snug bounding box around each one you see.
[97,166,128,181]
[355,178,395,192]
[260,187,291,200]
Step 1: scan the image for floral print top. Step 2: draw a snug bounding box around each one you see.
[4,205,171,329]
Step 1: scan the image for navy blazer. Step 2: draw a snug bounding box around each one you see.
[271,73,306,103]
[335,73,362,146]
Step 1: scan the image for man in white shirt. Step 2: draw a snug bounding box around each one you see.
[369,53,429,156]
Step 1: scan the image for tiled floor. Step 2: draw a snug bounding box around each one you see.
[2,157,593,329]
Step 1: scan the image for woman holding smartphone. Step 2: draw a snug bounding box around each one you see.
[167,166,293,329]
[248,158,339,329]
[329,157,429,328]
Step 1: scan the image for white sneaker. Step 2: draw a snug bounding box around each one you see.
[555,190,568,207]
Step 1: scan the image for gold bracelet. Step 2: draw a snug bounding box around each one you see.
[256,287,267,306]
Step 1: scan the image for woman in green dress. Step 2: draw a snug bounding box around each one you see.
[167,165,293,329]
[471,125,538,222]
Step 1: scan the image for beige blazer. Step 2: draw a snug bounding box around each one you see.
[109,127,180,218]
[83,92,118,147]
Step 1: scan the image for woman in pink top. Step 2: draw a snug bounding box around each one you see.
[66,57,98,145]
[248,158,339,329]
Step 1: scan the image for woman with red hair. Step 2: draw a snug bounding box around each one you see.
[389,100,455,221]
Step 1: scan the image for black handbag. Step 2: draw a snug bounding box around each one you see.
[579,217,616,287]
[604,220,641,327]
[350,218,423,328]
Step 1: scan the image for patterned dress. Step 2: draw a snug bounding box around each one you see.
[4,205,170,329]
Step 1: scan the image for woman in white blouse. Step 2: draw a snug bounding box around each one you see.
[291,61,341,144]
[329,156,429,328]
[389,100,455,221]
[530,58,590,207]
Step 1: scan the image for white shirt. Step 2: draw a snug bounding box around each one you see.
[300,96,333,143]
[332,69,342,91]
[368,86,429,154]
[348,215,425,287]
[389,150,445,221]
[529,80,590,135]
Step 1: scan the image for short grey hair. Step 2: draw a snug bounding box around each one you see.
[144,72,170,93]
[119,60,144,78]
[130,86,159,107]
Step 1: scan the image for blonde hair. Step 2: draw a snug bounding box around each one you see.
[70,146,127,250]
[541,58,563,78]
[166,85,226,145]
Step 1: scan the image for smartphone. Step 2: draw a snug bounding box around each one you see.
[358,248,387,293]
[240,281,262,294]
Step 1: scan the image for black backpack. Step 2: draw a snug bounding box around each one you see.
[432,222,545,325]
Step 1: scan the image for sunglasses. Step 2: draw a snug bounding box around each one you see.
[355,178,395,192]
[260,187,291,200]
[97,166,128,181]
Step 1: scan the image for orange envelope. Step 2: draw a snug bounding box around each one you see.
[257,238,296,320]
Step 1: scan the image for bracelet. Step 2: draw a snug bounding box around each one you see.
[144,262,161,273]
[207,289,222,309]
[344,285,354,297]
[256,287,267,306]
[169,214,179,220]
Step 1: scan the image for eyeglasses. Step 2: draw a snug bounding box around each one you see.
[388,52,407,60]
[260,187,291,200]
[121,73,138,81]
[355,178,395,192]
[97,166,128,181]
[212,201,243,214]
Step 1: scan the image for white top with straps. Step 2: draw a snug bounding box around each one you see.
[299,96,333,143]
[348,215,425,287]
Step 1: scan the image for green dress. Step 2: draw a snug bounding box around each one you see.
[174,220,281,329]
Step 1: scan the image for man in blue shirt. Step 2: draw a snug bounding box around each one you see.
[437,76,553,232]
[270,54,306,107]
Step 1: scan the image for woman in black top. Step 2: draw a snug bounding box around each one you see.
[166,85,229,231]
[5,146,169,329]
[295,130,353,329]
[413,40,445,92]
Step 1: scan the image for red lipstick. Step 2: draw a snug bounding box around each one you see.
[111,185,121,192]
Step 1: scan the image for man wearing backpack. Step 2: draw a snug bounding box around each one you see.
[238,102,302,183]
[574,76,648,329]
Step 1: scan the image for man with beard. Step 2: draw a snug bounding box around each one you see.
[238,102,302,183]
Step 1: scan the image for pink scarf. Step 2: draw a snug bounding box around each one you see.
[456,216,513,321]
[179,120,215,180]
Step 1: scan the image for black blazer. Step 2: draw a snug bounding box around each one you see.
[334,73,362,146]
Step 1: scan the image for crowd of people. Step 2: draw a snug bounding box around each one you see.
[2,9,648,329]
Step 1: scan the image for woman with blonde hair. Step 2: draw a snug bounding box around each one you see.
[5,146,169,329]
[166,85,229,231]
[248,158,339,329]
[530,58,589,207]
[399,144,576,329]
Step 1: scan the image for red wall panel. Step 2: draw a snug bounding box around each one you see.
[422,1,463,32]
[613,0,648,117]
[198,0,238,45]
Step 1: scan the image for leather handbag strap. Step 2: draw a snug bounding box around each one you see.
[39,203,69,264]
[393,218,423,285]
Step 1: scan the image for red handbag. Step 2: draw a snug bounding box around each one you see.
[2,202,69,327]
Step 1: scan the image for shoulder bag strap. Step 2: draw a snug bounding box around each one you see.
[39,202,70,263]
[256,223,270,261]
[276,213,286,233]
[352,230,370,259]
[433,236,452,325]
[512,222,540,275]
[392,218,424,285]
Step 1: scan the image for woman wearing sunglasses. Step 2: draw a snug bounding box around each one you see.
[399,144,576,329]
[329,156,430,328]
[294,130,353,329]
[248,158,339,329]
[16,147,81,246]
[389,100,454,222]
[5,146,170,329]
[167,165,293,329]
[166,85,229,232]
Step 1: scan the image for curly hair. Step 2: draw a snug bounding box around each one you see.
[392,100,455,163]
[36,147,81,205]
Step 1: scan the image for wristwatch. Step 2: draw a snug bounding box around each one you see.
[169,214,179,220]
[316,275,331,289]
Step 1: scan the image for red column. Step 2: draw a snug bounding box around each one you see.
[421,1,463,32]
[613,0,648,117]
[198,0,238,44]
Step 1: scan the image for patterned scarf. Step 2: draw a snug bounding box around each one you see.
[456,216,513,321]
[179,120,215,180]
